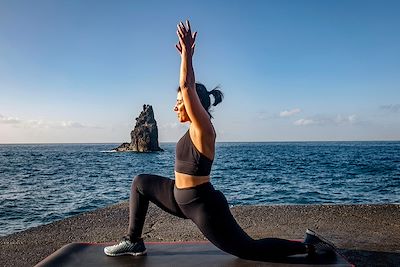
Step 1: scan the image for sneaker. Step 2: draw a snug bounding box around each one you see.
[304,229,336,258]
[104,236,147,257]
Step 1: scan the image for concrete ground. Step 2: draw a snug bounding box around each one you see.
[0,203,399,266]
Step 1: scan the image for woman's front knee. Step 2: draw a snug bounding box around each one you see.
[131,174,148,191]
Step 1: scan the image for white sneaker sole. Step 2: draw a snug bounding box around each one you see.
[104,248,147,257]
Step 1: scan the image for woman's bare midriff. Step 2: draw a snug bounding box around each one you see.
[175,171,210,189]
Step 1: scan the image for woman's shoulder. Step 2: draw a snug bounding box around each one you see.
[190,123,215,140]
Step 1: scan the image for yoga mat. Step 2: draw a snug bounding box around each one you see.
[35,241,353,267]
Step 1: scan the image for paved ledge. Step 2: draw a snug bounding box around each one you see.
[1,204,399,266]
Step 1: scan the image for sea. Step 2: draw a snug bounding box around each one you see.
[1,141,399,237]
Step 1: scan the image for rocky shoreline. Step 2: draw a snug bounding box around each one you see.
[1,203,399,266]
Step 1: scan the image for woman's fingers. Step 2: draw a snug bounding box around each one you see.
[180,21,186,29]
[186,20,192,36]
[178,21,193,36]
[192,31,197,43]
[176,43,182,53]
[178,22,187,36]
[177,25,184,39]
[191,43,196,56]
[177,20,196,54]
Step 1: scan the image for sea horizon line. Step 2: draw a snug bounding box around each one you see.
[1,140,399,145]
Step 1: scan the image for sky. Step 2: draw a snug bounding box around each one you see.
[0,0,399,143]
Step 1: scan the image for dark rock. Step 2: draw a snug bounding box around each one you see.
[114,105,163,152]
[114,142,130,151]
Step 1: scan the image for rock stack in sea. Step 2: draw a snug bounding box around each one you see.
[114,104,163,152]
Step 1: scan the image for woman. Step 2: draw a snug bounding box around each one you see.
[104,20,335,261]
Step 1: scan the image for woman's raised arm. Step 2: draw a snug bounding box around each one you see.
[176,20,214,135]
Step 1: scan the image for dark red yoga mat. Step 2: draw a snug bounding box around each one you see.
[35,241,353,267]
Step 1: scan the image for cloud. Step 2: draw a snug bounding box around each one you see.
[257,111,272,120]
[257,109,300,120]
[380,104,400,113]
[1,114,101,129]
[25,120,48,128]
[294,118,318,126]
[294,114,358,126]
[61,121,87,128]
[334,114,357,124]
[37,120,102,129]
[280,108,301,118]
[0,114,22,124]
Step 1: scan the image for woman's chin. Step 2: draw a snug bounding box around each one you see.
[178,117,188,123]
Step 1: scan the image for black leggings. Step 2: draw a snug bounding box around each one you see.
[128,174,306,261]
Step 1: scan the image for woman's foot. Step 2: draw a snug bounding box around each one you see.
[104,236,147,256]
[304,229,336,258]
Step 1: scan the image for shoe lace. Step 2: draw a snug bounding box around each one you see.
[122,236,131,242]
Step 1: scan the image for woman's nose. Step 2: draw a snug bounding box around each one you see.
[173,105,178,111]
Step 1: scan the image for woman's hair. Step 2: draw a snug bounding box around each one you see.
[178,83,224,118]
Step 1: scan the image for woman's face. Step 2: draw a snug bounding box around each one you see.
[174,91,190,123]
